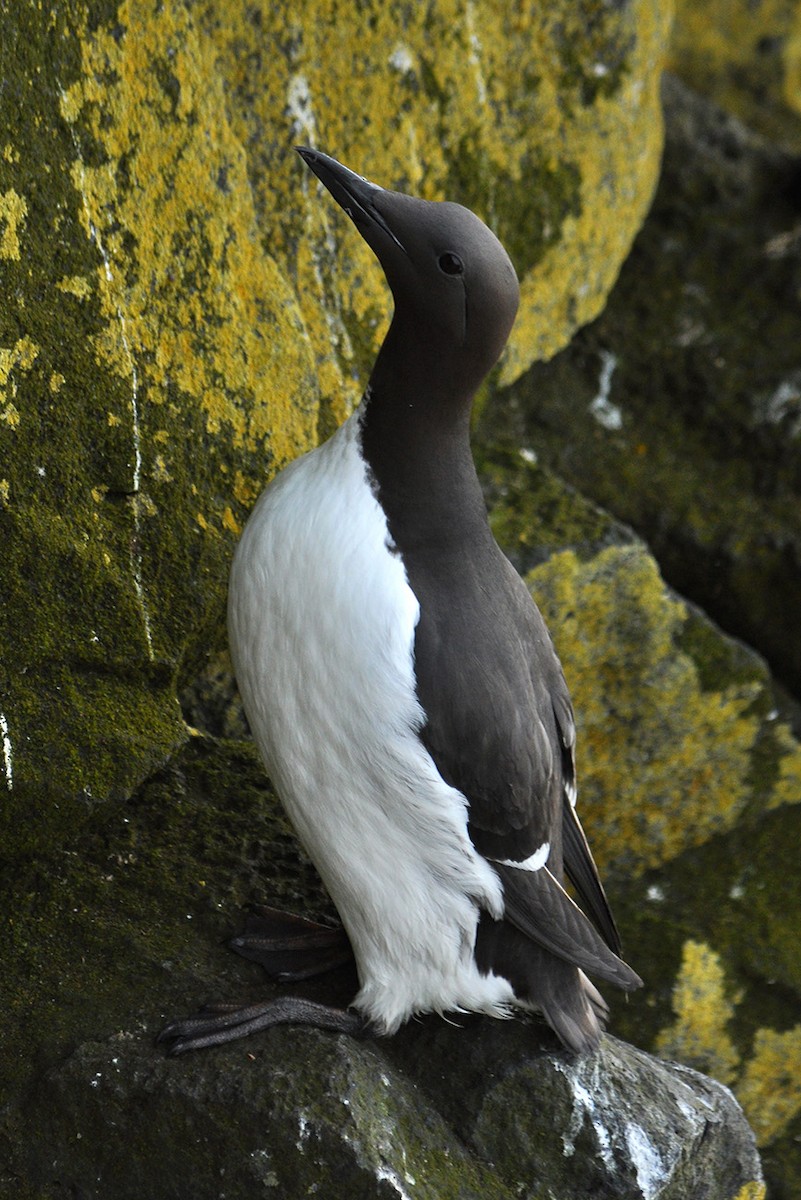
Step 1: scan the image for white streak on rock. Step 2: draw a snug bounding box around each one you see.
[625,1122,666,1199]
[556,1055,672,1196]
[589,349,622,431]
[465,2,488,106]
[296,1109,311,1151]
[375,1165,413,1200]
[555,1057,615,1168]
[761,377,801,436]
[286,74,317,144]
[389,44,415,74]
[0,711,12,790]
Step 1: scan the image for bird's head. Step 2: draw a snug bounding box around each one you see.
[297,147,519,392]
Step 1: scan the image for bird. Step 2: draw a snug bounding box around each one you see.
[159,147,641,1057]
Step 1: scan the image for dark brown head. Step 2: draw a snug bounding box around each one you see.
[297,148,519,397]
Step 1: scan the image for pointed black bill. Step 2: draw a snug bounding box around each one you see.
[296,146,407,252]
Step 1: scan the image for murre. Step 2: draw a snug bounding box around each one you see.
[159,148,642,1057]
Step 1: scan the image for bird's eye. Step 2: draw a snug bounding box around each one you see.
[438,252,464,276]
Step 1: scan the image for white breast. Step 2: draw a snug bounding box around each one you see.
[228,412,513,1031]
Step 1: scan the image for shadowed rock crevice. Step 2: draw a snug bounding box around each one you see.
[490,74,801,706]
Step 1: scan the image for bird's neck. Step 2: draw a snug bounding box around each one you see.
[358,317,490,546]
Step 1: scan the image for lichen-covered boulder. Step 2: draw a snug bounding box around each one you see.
[0,467,777,1199]
[668,0,801,151]
[475,71,801,1188]
[478,451,801,879]
[526,543,801,1195]
[0,0,670,861]
[0,1,319,858]
[12,1020,763,1200]
[491,73,801,707]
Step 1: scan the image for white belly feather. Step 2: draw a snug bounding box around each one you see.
[228,413,513,1032]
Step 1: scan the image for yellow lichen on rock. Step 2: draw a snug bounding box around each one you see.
[669,0,801,149]
[198,0,672,421]
[56,275,92,299]
[787,6,801,115]
[771,727,801,809]
[656,940,741,1084]
[50,0,672,484]
[655,940,801,1157]
[527,544,762,873]
[0,187,27,260]
[496,3,671,380]
[0,403,20,430]
[736,1025,801,1146]
[1,337,40,416]
[60,0,318,481]
[732,1185,767,1200]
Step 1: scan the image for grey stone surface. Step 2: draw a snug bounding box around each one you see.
[7,1022,762,1200]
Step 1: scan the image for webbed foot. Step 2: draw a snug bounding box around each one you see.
[159,906,363,1056]
[157,996,370,1056]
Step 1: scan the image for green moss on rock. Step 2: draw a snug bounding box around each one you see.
[477,440,637,574]
[8,1015,763,1199]
[0,734,328,1103]
[1,0,672,864]
[0,1,321,857]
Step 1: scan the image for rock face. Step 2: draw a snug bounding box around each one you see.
[1,523,774,1198]
[0,2,318,858]
[669,0,801,151]
[0,0,670,862]
[12,1020,762,1200]
[494,74,801,704]
[478,74,801,1200]
[0,728,768,1197]
[0,0,792,1197]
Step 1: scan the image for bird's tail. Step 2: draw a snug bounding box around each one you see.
[475,863,642,1053]
[496,861,642,991]
[475,915,610,1052]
